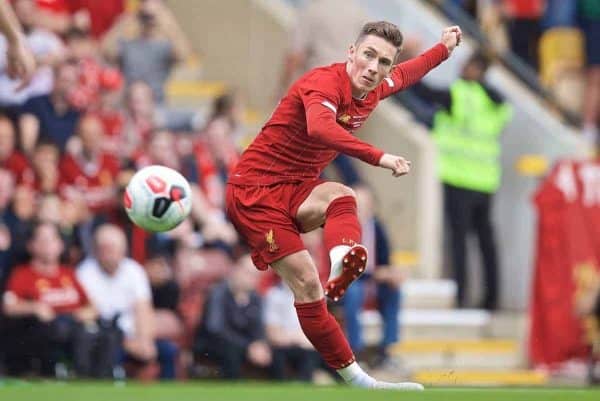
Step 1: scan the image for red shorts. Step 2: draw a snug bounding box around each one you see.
[225,180,325,270]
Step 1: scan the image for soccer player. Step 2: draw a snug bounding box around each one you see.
[226,21,461,389]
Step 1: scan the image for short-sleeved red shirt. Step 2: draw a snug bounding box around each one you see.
[5,264,89,314]
[59,152,120,212]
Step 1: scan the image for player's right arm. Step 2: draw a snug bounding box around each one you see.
[305,103,411,177]
[301,75,385,165]
[305,100,384,165]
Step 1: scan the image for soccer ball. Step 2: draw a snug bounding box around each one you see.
[124,165,192,232]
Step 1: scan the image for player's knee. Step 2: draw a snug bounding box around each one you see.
[327,184,356,204]
[291,275,323,302]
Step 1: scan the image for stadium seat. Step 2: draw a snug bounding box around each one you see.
[539,28,585,87]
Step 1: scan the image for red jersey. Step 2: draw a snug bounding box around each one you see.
[5,264,89,314]
[59,152,120,212]
[229,44,448,186]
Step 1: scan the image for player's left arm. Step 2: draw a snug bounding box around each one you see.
[379,26,462,99]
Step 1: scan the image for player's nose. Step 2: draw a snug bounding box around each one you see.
[367,62,378,75]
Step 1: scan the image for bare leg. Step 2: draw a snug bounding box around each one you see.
[296,181,355,231]
[271,250,323,303]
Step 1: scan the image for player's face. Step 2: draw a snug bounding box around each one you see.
[347,35,397,97]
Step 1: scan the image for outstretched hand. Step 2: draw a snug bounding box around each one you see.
[441,25,462,54]
[379,153,411,177]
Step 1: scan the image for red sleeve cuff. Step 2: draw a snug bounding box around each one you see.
[432,43,450,62]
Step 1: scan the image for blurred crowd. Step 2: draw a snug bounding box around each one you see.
[444,0,600,145]
[0,0,404,382]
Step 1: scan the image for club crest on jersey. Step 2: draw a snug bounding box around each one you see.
[337,114,351,124]
[265,229,279,253]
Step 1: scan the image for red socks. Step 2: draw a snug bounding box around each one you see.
[295,298,355,369]
[323,195,361,251]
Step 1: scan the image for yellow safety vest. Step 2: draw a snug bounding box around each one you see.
[432,79,512,193]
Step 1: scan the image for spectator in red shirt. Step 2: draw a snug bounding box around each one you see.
[194,92,242,209]
[1,221,99,376]
[64,27,125,114]
[121,81,156,158]
[0,114,33,185]
[59,114,120,215]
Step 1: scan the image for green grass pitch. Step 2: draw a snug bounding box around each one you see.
[1,381,599,401]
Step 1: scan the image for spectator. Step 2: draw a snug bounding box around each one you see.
[194,92,243,208]
[578,0,600,145]
[501,0,546,69]
[30,140,60,194]
[59,114,120,215]
[145,253,183,342]
[121,81,155,158]
[194,254,272,379]
[76,224,178,380]
[264,280,320,381]
[36,193,82,265]
[342,184,404,368]
[0,114,33,185]
[102,0,191,103]
[0,169,15,289]
[1,222,101,377]
[121,81,201,159]
[0,0,65,108]
[18,60,81,154]
[421,52,512,309]
[64,27,124,113]
[7,185,36,266]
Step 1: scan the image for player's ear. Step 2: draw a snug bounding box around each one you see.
[347,43,356,61]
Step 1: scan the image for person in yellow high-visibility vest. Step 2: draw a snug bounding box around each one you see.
[415,52,512,310]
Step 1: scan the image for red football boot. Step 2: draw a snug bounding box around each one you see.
[324,244,368,302]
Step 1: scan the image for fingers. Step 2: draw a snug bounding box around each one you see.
[392,158,411,177]
[454,26,463,46]
[443,25,462,47]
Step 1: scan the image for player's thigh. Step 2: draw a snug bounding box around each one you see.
[295,181,356,232]
[271,250,324,303]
